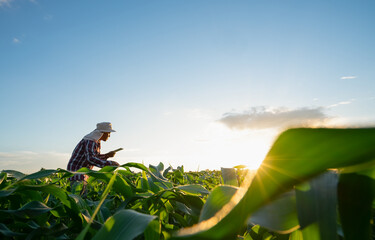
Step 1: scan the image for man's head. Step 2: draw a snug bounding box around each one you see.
[96,122,115,142]
[99,132,111,141]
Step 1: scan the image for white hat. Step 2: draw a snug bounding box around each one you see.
[96,122,116,133]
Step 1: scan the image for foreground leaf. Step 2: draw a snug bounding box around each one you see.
[199,185,238,222]
[295,171,338,240]
[249,190,299,234]
[172,128,375,239]
[92,209,157,240]
[338,173,374,240]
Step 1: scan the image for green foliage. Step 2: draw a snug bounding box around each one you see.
[172,128,375,240]
[1,128,375,240]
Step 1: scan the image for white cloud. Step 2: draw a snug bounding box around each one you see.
[12,38,20,43]
[0,0,13,7]
[340,76,357,80]
[1,0,37,7]
[218,106,331,130]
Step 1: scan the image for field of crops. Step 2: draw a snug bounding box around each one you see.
[1,128,375,240]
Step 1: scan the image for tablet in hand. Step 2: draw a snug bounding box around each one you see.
[113,148,123,152]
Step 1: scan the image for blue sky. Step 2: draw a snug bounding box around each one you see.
[1,0,375,173]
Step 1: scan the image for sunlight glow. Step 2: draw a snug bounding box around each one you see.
[111,122,276,171]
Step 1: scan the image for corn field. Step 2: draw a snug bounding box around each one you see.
[1,128,375,240]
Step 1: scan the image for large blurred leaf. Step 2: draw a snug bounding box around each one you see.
[144,220,161,240]
[172,128,375,239]
[295,171,338,240]
[199,185,238,222]
[92,209,157,240]
[249,190,299,234]
[221,168,238,186]
[337,173,374,240]
[289,230,303,240]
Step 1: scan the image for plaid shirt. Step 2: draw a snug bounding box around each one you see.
[67,139,116,181]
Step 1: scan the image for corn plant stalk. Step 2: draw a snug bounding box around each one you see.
[76,170,118,240]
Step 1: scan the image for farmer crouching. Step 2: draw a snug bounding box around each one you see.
[67,122,120,194]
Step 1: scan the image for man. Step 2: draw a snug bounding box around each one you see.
[67,122,120,184]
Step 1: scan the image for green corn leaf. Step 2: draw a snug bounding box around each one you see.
[149,162,167,180]
[0,189,16,197]
[76,171,118,240]
[20,169,58,180]
[123,162,173,189]
[249,190,299,234]
[171,128,375,240]
[1,170,26,180]
[112,175,133,198]
[141,170,150,190]
[199,185,238,222]
[221,168,238,186]
[295,171,338,240]
[0,172,6,186]
[163,166,173,178]
[144,220,161,240]
[1,200,52,218]
[289,230,303,240]
[176,184,210,195]
[0,223,26,237]
[122,162,149,172]
[337,173,374,240]
[18,184,79,212]
[92,209,157,240]
[99,165,117,172]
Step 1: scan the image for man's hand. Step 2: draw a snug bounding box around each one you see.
[111,161,120,166]
[106,151,116,158]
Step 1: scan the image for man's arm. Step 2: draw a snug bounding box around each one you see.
[85,141,119,167]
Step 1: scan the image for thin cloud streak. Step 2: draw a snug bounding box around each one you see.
[218,106,331,130]
[340,76,357,80]
[327,100,354,108]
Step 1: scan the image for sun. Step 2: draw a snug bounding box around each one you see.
[190,123,276,171]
